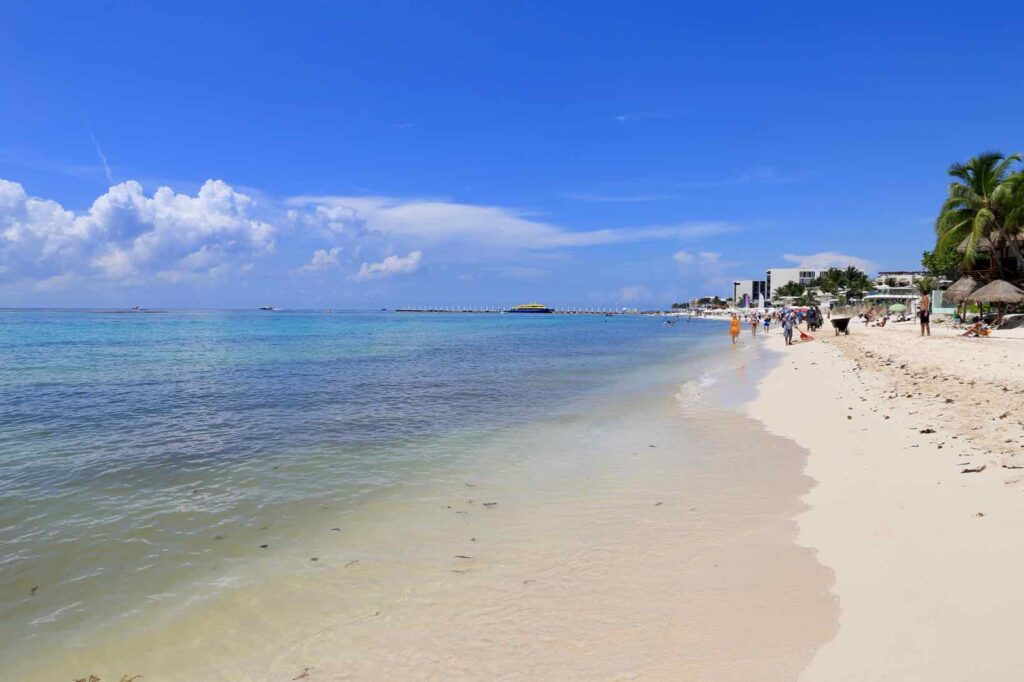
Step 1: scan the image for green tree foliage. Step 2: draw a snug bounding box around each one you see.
[802,266,871,301]
[935,151,1023,276]
[776,266,872,303]
[774,281,805,297]
[844,266,871,294]
[921,239,962,279]
[690,296,727,308]
[815,268,845,294]
[797,289,820,306]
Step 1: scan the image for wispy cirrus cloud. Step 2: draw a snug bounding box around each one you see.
[563,192,674,203]
[613,111,678,122]
[0,148,104,180]
[565,166,801,204]
[287,195,738,250]
[675,166,803,189]
[89,132,115,184]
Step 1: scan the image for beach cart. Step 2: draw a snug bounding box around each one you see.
[830,317,851,335]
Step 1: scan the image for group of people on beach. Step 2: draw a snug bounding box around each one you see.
[730,308,818,346]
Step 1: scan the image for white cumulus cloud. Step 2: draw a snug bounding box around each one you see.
[300,246,343,273]
[782,251,876,273]
[354,250,423,281]
[1,176,744,296]
[0,178,274,286]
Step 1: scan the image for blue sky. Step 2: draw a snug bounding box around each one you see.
[2,1,1022,308]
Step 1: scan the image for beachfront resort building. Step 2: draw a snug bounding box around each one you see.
[874,271,931,286]
[863,283,920,311]
[732,280,768,307]
[955,235,1024,282]
[764,268,825,299]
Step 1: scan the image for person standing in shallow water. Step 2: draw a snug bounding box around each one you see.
[919,291,931,336]
[730,314,741,345]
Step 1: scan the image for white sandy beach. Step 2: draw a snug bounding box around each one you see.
[750,319,1024,680]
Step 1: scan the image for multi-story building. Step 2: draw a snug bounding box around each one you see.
[765,268,824,298]
[874,270,930,286]
[732,280,768,307]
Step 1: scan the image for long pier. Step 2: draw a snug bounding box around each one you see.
[394,307,647,315]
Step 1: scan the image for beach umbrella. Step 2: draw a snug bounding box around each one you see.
[966,279,1024,304]
[889,303,907,312]
[943,276,978,305]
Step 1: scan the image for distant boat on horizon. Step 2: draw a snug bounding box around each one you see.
[508,303,554,314]
[259,305,274,311]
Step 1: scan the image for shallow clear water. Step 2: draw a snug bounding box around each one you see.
[0,310,738,674]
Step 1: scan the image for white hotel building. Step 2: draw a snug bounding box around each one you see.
[765,267,826,299]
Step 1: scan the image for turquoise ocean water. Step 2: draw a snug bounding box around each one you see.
[0,310,737,675]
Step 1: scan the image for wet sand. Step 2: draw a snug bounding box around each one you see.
[20,338,837,681]
[272,383,836,682]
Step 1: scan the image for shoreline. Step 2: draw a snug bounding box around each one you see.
[6,326,838,682]
[748,322,1024,680]
[255,339,836,681]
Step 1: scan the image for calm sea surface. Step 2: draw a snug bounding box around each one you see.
[0,309,729,674]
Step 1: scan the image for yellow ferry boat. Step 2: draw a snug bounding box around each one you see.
[508,303,554,314]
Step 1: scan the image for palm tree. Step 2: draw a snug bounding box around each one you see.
[797,289,820,306]
[844,265,870,288]
[775,281,805,298]
[996,171,1024,272]
[817,268,845,294]
[915,276,936,296]
[843,266,871,300]
[935,151,1022,276]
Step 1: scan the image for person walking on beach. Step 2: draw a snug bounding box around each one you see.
[919,291,931,336]
[782,311,795,346]
[730,314,741,345]
[763,314,771,334]
[749,313,758,336]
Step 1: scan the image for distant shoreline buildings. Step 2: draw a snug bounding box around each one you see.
[700,266,941,311]
[730,268,828,308]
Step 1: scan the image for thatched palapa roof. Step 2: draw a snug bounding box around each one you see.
[956,232,1024,254]
[967,279,1024,304]
[942,276,977,304]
